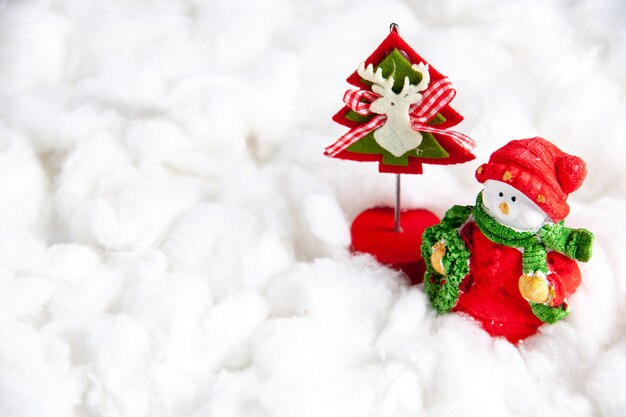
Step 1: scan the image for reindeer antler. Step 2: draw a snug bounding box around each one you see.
[411,63,430,92]
[357,62,395,96]
[396,63,431,97]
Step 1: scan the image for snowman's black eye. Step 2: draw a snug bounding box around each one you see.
[498,192,503,197]
[511,196,516,202]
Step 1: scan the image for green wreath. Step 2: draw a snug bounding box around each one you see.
[421,205,472,313]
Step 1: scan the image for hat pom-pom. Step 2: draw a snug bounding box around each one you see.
[556,155,587,193]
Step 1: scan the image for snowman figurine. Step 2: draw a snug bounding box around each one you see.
[422,137,593,343]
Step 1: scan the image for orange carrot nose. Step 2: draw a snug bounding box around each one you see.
[499,202,510,215]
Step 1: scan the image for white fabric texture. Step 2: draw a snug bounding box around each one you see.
[0,1,625,416]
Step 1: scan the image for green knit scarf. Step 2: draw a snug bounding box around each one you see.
[422,193,594,324]
[473,193,549,275]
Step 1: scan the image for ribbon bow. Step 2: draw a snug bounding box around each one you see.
[325,78,475,157]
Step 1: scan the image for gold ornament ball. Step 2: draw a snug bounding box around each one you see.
[431,241,447,276]
[518,274,550,304]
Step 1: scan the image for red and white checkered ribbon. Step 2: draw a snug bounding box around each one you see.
[325,78,475,157]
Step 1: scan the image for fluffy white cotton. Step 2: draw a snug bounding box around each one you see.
[0,133,49,229]
[0,320,69,417]
[0,0,625,416]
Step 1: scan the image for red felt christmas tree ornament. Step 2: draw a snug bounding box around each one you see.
[325,24,476,283]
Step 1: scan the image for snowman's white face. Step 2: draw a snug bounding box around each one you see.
[481,180,548,231]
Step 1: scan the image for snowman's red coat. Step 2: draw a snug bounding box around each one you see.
[453,221,581,343]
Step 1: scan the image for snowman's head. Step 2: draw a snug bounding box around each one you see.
[481,180,549,231]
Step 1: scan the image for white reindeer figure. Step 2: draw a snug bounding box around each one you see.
[358,61,430,157]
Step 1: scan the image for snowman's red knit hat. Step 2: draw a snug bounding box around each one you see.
[475,137,587,222]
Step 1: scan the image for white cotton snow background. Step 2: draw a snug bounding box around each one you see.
[0,0,625,416]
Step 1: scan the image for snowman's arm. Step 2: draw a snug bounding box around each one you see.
[545,274,566,306]
[544,250,583,308]
[538,223,594,262]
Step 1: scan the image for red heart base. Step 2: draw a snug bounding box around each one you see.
[350,207,440,285]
